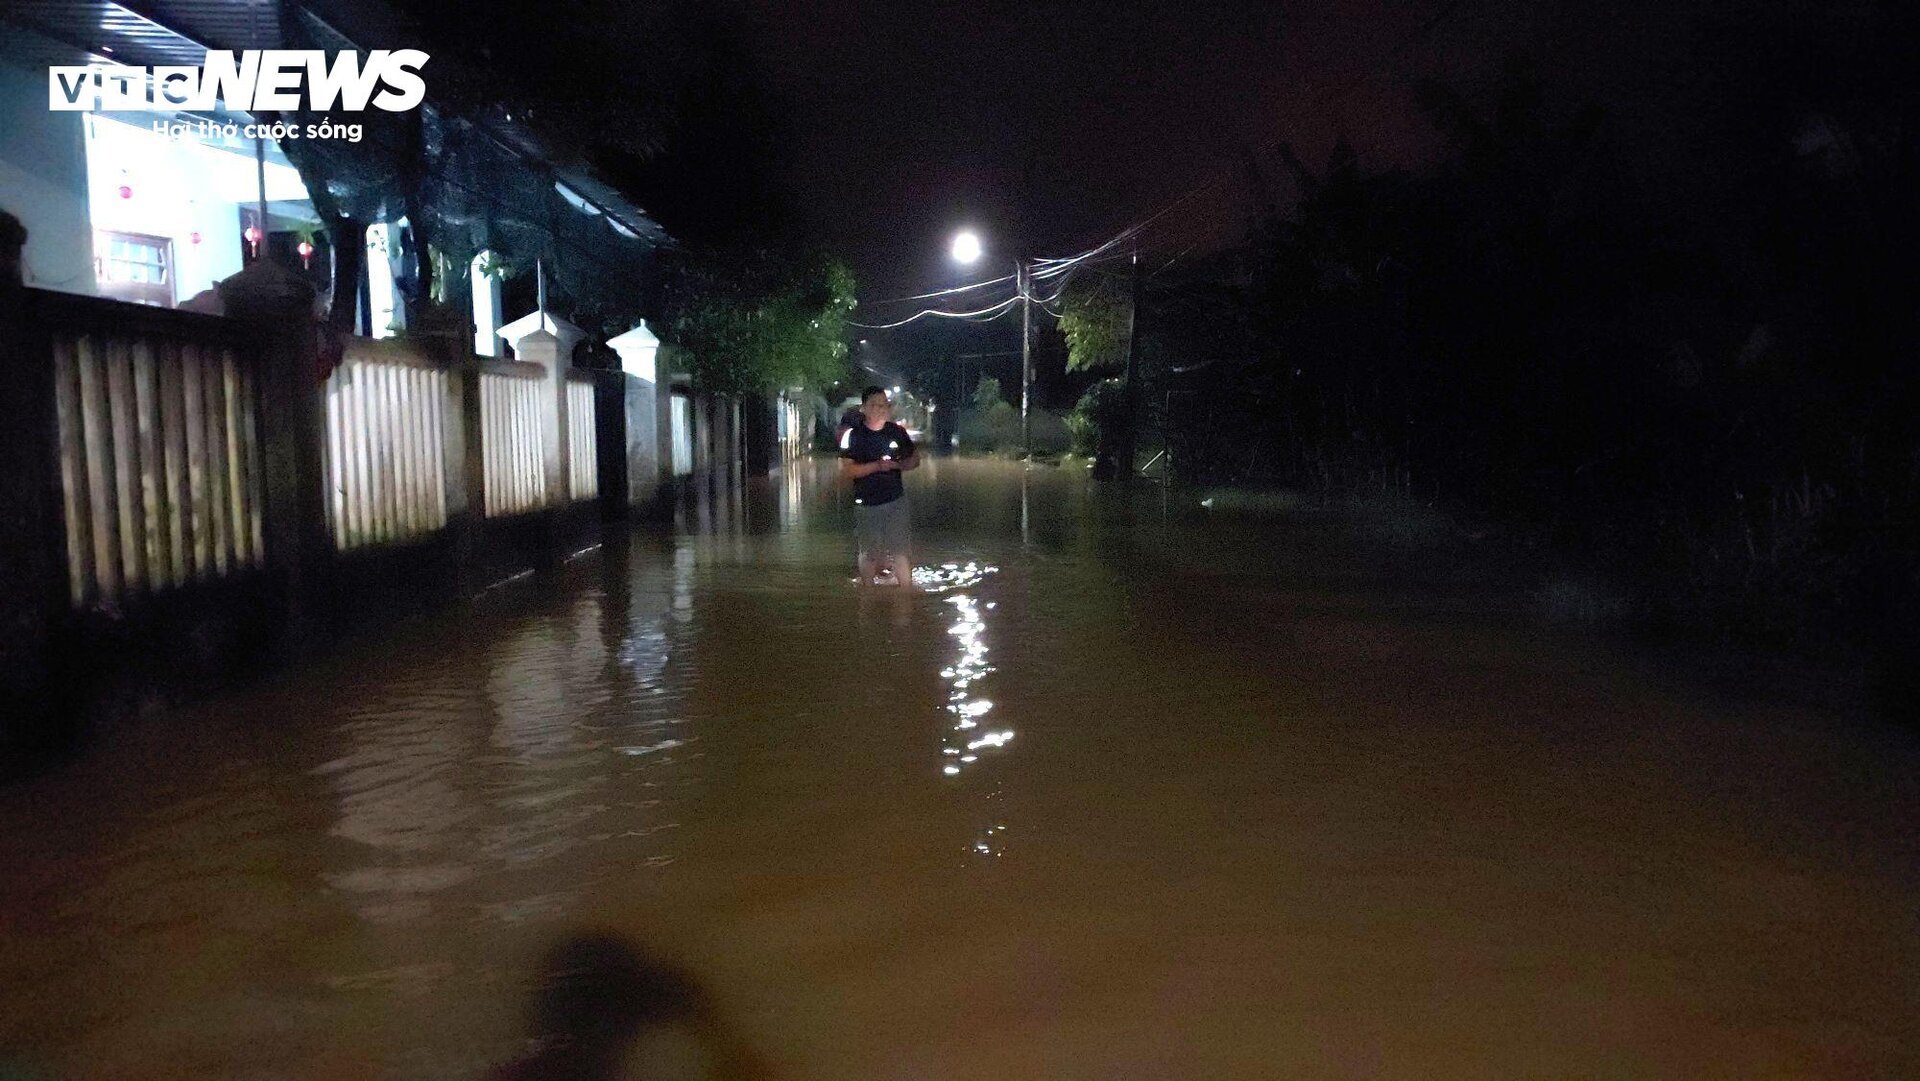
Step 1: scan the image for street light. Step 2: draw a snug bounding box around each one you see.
[951,230,982,265]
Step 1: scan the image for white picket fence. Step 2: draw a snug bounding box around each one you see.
[51,329,265,607]
[568,377,598,502]
[481,362,550,516]
[49,311,609,607]
[323,339,450,550]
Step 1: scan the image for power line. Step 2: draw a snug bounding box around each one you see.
[846,240,1084,330]
[850,193,1156,323]
[852,206,1150,323]
[848,291,1023,329]
[1028,272,1074,307]
[1151,243,1197,279]
[845,249,1083,332]
[859,272,1019,307]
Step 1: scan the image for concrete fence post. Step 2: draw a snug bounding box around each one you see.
[499,314,586,497]
[607,321,664,518]
[409,305,482,595]
[500,311,585,565]
[0,210,64,755]
[515,328,570,503]
[730,396,746,483]
[593,370,629,522]
[217,257,330,648]
[691,390,712,485]
[664,382,679,506]
[743,393,774,478]
[447,353,484,588]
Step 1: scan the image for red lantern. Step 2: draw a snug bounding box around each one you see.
[297,239,313,269]
[189,231,201,245]
[243,224,261,256]
[117,184,131,199]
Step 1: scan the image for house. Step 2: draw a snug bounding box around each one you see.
[1,0,666,351]
[0,1,768,512]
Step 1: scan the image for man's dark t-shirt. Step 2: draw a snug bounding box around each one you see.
[842,421,914,506]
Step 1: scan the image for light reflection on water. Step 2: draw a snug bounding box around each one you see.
[922,564,1012,785]
[920,560,1019,861]
[910,560,998,594]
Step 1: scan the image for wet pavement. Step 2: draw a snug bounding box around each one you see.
[1,456,1916,1080]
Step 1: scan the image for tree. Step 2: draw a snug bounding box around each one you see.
[970,375,1005,410]
[1058,276,1130,372]
[655,251,856,398]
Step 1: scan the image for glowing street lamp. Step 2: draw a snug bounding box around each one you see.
[950,230,983,265]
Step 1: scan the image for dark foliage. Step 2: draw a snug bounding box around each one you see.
[1112,6,1920,680]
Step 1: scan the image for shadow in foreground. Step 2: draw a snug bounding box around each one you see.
[492,933,772,1081]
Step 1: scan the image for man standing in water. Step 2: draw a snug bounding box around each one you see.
[840,385,920,586]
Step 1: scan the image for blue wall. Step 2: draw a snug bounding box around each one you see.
[0,47,94,294]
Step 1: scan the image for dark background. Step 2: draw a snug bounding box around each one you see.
[369,0,1920,712]
[380,0,1744,291]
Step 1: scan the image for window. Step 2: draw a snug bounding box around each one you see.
[96,231,174,307]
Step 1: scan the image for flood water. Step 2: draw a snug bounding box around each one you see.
[2,457,1916,1080]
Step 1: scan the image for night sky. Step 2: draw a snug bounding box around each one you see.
[392,0,1536,286]
[698,0,1778,391]
[383,0,1848,380]
[746,0,1469,299]
[730,0,1735,302]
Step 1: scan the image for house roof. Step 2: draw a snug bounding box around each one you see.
[6,0,280,67]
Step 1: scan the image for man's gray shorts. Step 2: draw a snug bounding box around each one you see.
[855,496,911,562]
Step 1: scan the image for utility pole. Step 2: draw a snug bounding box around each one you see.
[1019,255,1032,458]
[1119,244,1141,484]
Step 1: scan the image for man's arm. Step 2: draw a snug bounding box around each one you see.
[896,427,922,471]
[840,456,898,480]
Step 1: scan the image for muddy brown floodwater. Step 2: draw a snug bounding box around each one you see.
[1,457,1915,1080]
